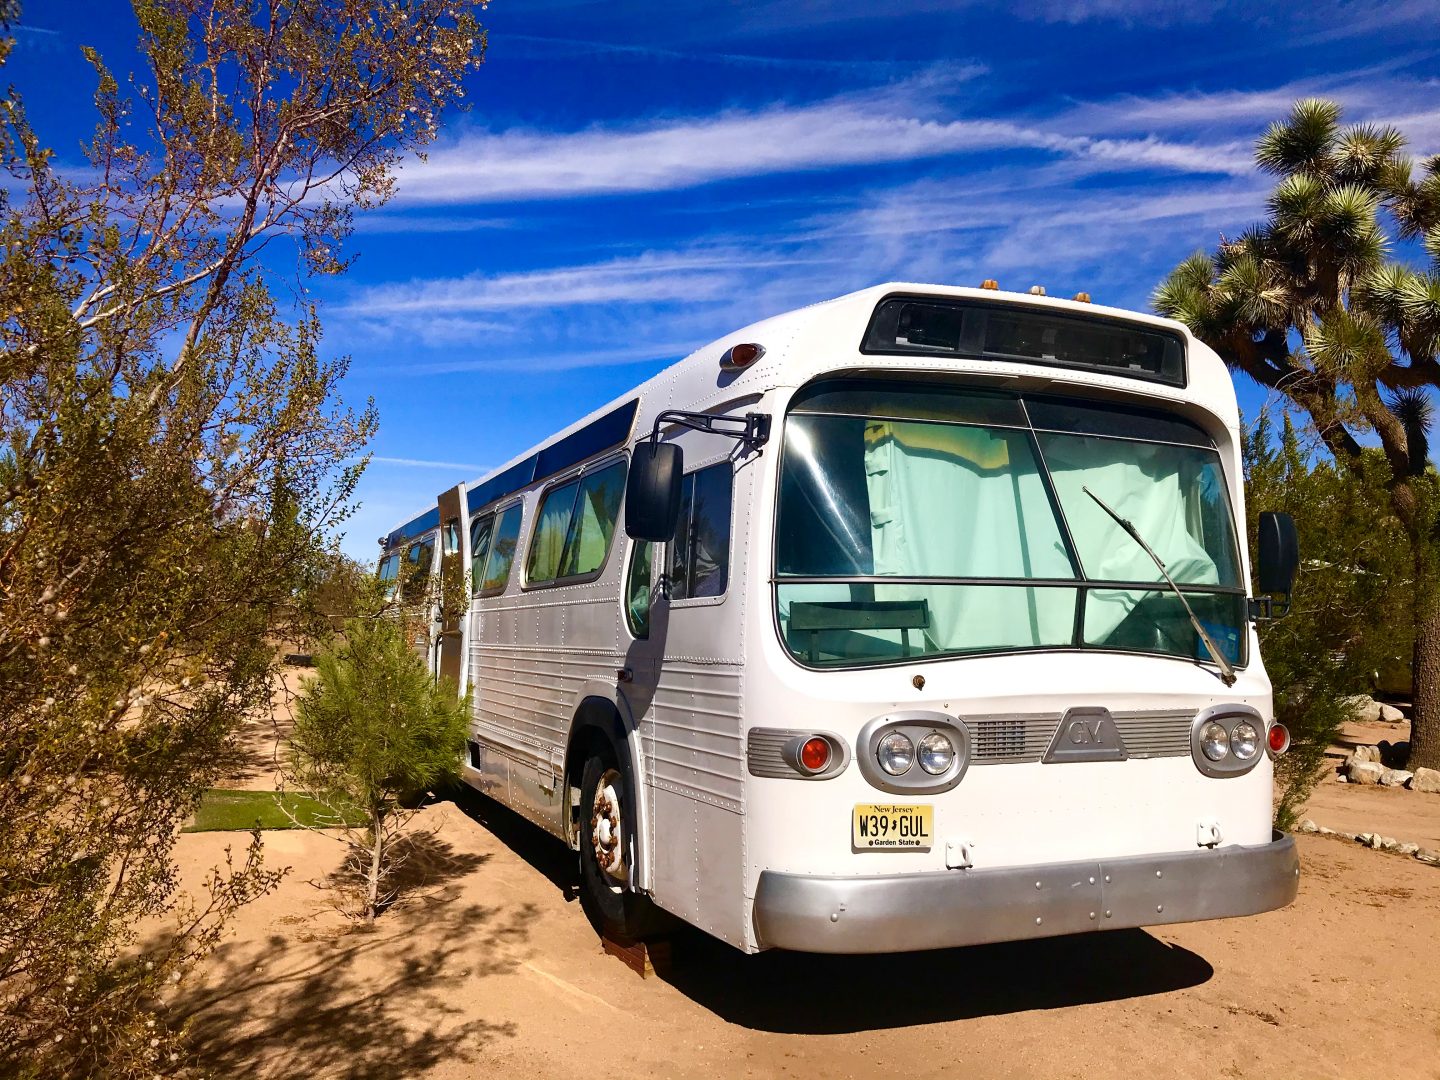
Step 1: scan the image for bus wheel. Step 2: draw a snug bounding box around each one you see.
[578,749,655,942]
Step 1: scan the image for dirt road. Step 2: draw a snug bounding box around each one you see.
[171,787,1440,1080]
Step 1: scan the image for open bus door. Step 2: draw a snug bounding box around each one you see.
[435,484,469,692]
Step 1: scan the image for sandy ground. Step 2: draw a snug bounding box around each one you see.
[173,675,1440,1079]
[168,780,1440,1080]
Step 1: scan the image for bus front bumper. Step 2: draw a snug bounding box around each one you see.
[752,831,1298,954]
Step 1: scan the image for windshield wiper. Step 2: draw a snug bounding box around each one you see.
[1081,486,1237,687]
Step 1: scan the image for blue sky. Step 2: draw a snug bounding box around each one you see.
[10,1,1440,561]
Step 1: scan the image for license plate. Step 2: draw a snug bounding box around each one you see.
[852,803,933,851]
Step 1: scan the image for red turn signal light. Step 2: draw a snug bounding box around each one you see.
[1268,723,1290,755]
[800,736,831,773]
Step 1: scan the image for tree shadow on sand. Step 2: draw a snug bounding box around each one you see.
[170,895,533,1079]
[658,926,1213,1034]
[316,828,497,917]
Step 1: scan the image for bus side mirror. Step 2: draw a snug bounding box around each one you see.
[1256,511,1298,596]
[626,442,683,542]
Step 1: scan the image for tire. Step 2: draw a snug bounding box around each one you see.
[578,747,661,943]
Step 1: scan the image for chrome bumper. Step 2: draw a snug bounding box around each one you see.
[752,831,1298,954]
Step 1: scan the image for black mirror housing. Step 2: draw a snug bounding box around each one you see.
[625,442,683,542]
[1256,511,1299,595]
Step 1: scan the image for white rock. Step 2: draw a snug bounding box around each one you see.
[1336,774,1348,783]
[1416,849,1440,866]
[1410,767,1440,794]
[1398,842,1421,856]
[1318,826,1339,836]
[1350,745,1376,764]
[1357,831,1378,846]
[1379,769,1414,788]
[1348,761,1385,786]
[1378,836,1401,851]
[1344,695,1384,724]
[1378,703,1406,723]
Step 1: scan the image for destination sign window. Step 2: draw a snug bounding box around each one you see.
[861,297,1186,388]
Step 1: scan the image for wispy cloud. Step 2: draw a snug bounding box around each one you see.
[392,86,1253,206]
[340,248,835,318]
[499,33,962,78]
[364,456,491,470]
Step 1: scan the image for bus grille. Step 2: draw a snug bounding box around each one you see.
[967,709,1196,764]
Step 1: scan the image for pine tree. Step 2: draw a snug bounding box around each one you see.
[287,615,471,921]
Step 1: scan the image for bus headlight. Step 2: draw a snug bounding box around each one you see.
[917,731,954,775]
[877,732,915,776]
[1191,705,1265,779]
[1231,721,1260,760]
[1200,722,1230,762]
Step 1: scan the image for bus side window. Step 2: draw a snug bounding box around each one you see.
[469,513,495,595]
[559,460,627,579]
[479,503,523,596]
[377,552,400,600]
[625,541,653,639]
[527,479,581,584]
[669,462,734,601]
[400,536,436,602]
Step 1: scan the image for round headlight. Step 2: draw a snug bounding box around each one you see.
[1231,721,1260,760]
[1201,721,1230,762]
[917,731,954,775]
[877,732,915,776]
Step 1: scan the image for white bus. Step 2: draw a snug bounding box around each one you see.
[378,282,1301,954]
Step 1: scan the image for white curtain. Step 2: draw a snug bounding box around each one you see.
[864,422,1075,651]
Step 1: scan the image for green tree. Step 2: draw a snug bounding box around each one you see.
[286,613,471,921]
[1155,99,1440,769]
[1243,411,1412,825]
[0,2,483,1076]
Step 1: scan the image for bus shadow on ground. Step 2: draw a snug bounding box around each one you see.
[659,926,1213,1034]
[450,787,581,901]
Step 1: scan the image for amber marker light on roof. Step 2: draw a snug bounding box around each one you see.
[720,342,765,370]
[1029,285,1046,296]
[980,278,999,290]
[1073,292,1092,303]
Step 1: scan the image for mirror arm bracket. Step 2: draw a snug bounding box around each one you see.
[1248,594,1292,621]
[648,409,771,450]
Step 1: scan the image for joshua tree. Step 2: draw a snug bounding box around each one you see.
[1154,99,1440,770]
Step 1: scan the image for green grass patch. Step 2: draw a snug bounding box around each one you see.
[185,789,367,832]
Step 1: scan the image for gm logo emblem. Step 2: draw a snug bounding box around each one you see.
[1042,707,1129,764]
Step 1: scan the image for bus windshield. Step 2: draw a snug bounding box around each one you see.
[775,380,1245,668]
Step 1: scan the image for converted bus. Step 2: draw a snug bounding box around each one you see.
[378,283,1301,954]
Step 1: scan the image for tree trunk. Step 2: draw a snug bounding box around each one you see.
[365,808,384,921]
[1411,589,1440,771]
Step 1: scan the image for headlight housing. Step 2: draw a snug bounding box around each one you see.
[857,712,971,794]
[1191,705,1266,778]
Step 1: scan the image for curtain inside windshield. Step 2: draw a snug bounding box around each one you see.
[775,381,1242,667]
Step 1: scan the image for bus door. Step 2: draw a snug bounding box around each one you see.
[435,484,468,691]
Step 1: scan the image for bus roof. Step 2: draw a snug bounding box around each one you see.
[379,282,1228,549]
